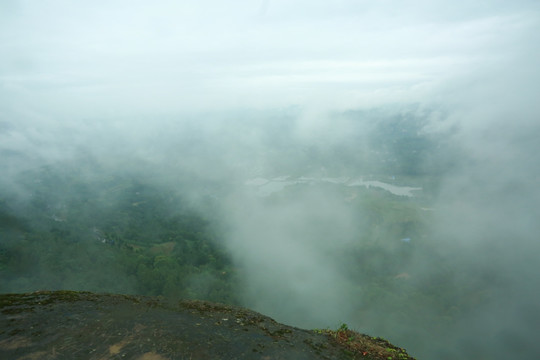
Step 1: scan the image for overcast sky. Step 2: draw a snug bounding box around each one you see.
[1,0,538,118]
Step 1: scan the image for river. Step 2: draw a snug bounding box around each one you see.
[245,176,422,197]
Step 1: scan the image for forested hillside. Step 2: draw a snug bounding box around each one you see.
[0,164,238,303]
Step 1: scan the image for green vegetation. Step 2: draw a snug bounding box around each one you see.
[315,323,415,360]
[0,166,239,304]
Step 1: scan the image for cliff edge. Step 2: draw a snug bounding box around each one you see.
[0,291,415,360]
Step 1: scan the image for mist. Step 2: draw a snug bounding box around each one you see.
[2,1,540,359]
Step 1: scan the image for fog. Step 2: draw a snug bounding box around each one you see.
[1,1,540,359]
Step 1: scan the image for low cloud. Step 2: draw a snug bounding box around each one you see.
[1,1,539,359]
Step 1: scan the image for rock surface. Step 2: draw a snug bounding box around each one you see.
[0,291,416,360]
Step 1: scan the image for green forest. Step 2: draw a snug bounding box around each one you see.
[0,166,238,303]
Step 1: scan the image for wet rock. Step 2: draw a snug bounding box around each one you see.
[0,291,415,360]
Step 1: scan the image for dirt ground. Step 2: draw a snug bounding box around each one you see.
[0,291,415,360]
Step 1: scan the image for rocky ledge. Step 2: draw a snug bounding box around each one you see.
[0,291,415,360]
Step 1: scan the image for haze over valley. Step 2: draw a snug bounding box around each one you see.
[1,1,540,359]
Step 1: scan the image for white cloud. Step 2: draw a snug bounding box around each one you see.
[1,0,538,115]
